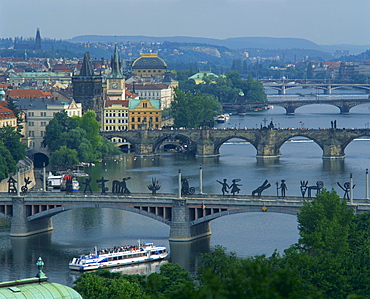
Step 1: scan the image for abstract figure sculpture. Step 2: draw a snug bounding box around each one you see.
[181,178,195,195]
[216,179,230,195]
[97,177,109,193]
[337,181,355,200]
[252,179,271,197]
[112,177,131,194]
[148,178,161,195]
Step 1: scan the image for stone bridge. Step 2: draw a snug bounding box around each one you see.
[222,98,370,115]
[1,192,370,241]
[101,128,370,159]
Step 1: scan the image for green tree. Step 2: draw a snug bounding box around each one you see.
[0,141,16,181]
[171,88,221,128]
[0,126,26,162]
[49,146,79,169]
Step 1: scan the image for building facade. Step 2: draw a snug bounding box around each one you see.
[129,99,162,130]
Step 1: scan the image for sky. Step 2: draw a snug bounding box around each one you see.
[1,0,370,46]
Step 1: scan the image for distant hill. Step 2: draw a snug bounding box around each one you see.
[68,35,370,55]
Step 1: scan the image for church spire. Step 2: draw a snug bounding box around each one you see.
[80,51,94,76]
[35,28,41,50]
[108,44,124,79]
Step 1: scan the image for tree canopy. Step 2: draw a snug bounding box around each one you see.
[43,110,121,168]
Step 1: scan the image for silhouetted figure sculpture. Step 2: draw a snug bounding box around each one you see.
[82,177,93,193]
[8,176,17,193]
[112,177,131,194]
[307,181,323,197]
[181,178,195,195]
[300,181,308,197]
[230,179,242,196]
[337,181,355,200]
[97,177,109,193]
[278,180,287,197]
[21,177,32,193]
[217,179,230,195]
[148,178,161,195]
[252,179,271,197]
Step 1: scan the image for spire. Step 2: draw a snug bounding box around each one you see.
[108,44,124,79]
[80,51,94,76]
[35,28,41,50]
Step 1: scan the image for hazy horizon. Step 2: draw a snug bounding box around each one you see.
[1,0,370,46]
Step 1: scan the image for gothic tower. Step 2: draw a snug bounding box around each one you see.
[106,44,125,100]
[72,51,103,120]
[35,28,42,50]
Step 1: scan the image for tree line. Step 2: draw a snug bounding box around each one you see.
[73,189,370,298]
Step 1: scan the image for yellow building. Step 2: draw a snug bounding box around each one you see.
[131,53,167,77]
[129,99,162,130]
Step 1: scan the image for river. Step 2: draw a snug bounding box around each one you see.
[1,87,370,287]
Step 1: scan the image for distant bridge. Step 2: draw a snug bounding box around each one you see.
[1,192,369,241]
[262,82,370,95]
[222,98,370,115]
[101,128,370,159]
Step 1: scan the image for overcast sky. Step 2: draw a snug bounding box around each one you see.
[2,0,370,45]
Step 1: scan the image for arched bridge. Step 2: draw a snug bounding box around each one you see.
[101,128,370,159]
[222,98,370,115]
[2,192,370,241]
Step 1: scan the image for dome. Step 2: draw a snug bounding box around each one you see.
[131,53,167,70]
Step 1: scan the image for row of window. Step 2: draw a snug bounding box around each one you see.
[138,91,160,97]
[131,117,159,123]
[28,131,45,137]
[28,121,47,126]
[105,112,128,117]
[105,126,128,131]
[105,119,128,124]
[28,112,48,117]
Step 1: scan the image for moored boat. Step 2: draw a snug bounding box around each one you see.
[69,242,168,271]
[216,113,230,123]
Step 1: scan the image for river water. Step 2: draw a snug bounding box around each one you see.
[1,87,370,287]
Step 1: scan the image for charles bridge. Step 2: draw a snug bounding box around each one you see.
[101,127,370,159]
[1,191,370,241]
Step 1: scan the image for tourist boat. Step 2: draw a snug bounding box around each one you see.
[47,172,79,191]
[216,114,230,123]
[69,242,168,271]
[60,175,80,192]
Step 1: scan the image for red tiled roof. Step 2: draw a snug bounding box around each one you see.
[0,106,16,119]
[105,100,129,108]
[7,89,54,99]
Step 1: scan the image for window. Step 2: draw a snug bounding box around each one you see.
[143,103,148,108]
[41,122,47,126]
[28,112,34,117]
[29,122,34,126]
[41,131,45,137]
[29,131,34,137]
[41,112,46,117]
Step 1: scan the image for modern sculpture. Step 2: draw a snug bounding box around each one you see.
[307,181,324,197]
[252,179,271,197]
[181,178,195,195]
[148,178,161,195]
[216,179,230,195]
[7,176,17,193]
[97,177,109,193]
[277,180,287,197]
[230,179,242,196]
[337,181,355,200]
[82,177,93,193]
[21,177,32,194]
[112,177,131,194]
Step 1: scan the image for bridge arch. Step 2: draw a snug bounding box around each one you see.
[152,133,196,154]
[190,206,300,226]
[100,133,137,152]
[27,203,171,226]
[341,134,370,153]
[275,133,324,158]
[214,136,257,156]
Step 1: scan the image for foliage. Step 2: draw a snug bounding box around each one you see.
[0,141,16,181]
[43,110,121,168]
[0,126,26,162]
[171,88,221,128]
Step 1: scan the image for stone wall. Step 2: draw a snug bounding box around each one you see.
[0,157,36,193]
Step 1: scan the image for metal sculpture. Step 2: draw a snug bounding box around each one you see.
[82,177,93,193]
[252,179,271,197]
[96,177,109,193]
[112,177,131,194]
[21,177,32,194]
[7,176,17,193]
[277,180,287,197]
[216,179,230,195]
[300,181,308,197]
[181,178,195,195]
[307,181,324,197]
[337,181,355,200]
[148,178,161,195]
[230,179,242,196]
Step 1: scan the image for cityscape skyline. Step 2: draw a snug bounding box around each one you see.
[1,0,370,46]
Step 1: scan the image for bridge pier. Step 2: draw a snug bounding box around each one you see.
[340,103,350,114]
[255,130,282,159]
[321,137,345,159]
[196,130,219,158]
[169,199,211,242]
[10,197,53,237]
